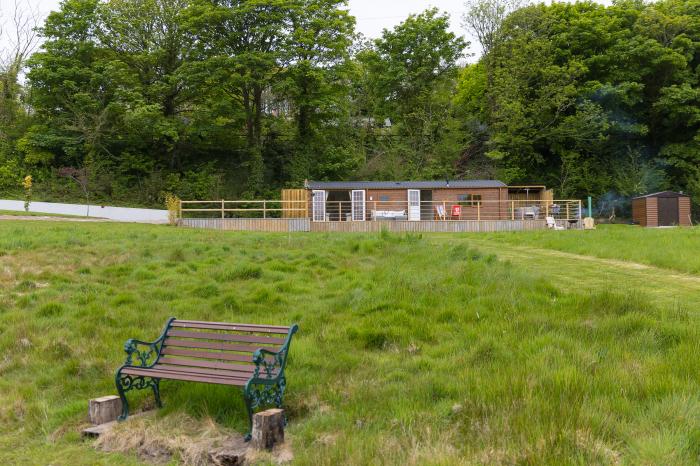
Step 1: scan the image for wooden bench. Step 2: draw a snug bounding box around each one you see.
[115,318,299,439]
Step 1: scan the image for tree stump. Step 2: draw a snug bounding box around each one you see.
[88,395,122,425]
[251,409,285,450]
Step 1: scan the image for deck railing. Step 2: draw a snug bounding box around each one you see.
[180,200,307,219]
[180,199,583,223]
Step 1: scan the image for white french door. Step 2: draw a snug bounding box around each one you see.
[312,190,326,222]
[408,189,421,221]
[351,190,366,221]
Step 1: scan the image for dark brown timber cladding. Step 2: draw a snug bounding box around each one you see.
[646,197,658,227]
[632,198,647,226]
[308,188,513,220]
[366,189,409,213]
[432,188,504,220]
[679,197,692,226]
[363,188,505,219]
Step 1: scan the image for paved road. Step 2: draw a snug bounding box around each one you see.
[0,199,168,223]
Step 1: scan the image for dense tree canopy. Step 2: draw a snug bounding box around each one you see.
[0,0,698,213]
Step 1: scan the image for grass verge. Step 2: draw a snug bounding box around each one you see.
[0,222,699,464]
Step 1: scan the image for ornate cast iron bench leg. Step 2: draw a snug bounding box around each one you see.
[115,371,162,421]
[243,378,286,441]
[152,379,162,408]
[243,384,254,442]
[115,371,130,421]
[114,319,174,421]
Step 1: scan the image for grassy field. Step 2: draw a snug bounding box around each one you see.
[1,222,700,465]
[477,225,700,274]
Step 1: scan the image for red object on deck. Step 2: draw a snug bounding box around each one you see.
[451,205,462,218]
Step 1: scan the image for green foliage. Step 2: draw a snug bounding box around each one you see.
[356,9,468,178]
[0,0,698,209]
[453,0,700,202]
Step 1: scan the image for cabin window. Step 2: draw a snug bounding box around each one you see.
[458,194,482,206]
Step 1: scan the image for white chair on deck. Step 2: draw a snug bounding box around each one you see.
[435,205,447,220]
[546,216,565,230]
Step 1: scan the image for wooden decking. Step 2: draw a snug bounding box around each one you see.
[310,220,548,232]
[179,218,575,233]
[180,218,310,232]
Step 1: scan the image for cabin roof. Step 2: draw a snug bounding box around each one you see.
[633,191,690,199]
[306,180,508,190]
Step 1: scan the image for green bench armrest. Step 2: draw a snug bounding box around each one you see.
[121,317,175,368]
[250,324,299,382]
[122,339,161,368]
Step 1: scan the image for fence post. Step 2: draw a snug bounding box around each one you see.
[221,200,225,219]
[477,202,481,221]
[511,201,515,221]
[263,200,267,219]
[545,202,549,218]
[566,203,570,221]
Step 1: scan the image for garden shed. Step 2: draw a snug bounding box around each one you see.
[632,191,692,227]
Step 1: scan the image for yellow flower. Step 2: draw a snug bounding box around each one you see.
[23,175,33,190]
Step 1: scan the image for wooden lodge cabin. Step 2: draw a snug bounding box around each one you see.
[282,180,556,222]
[179,180,583,232]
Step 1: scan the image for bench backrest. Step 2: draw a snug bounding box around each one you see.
[158,319,297,373]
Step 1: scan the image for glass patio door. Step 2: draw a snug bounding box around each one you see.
[408,189,421,221]
[312,190,326,222]
[351,190,366,221]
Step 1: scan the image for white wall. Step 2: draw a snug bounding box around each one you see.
[0,200,169,223]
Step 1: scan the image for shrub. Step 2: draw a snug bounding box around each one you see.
[163,192,181,226]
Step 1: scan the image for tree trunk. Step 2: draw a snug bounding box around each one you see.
[244,85,265,195]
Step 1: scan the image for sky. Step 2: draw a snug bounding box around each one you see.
[1,0,614,60]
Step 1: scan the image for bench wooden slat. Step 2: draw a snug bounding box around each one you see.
[163,338,277,353]
[153,364,278,380]
[160,347,257,363]
[158,357,257,373]
[172,320,291,335]
[151,364,244,377]
[121,367,249,386]
[174,320,291,331]
[166,329,286,345]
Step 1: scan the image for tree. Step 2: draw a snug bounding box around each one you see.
[462,0,525,55]
[361,8,468,177]
[0,0,41,125]
[0,0,41,190]
[280,0,355,183]
[59,166,92,215]
[27,0,114,170]
[185,0,293,195]
[96,0,194,169]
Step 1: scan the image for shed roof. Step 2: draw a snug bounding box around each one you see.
[633,191,690,199]
[306,180,507,190]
